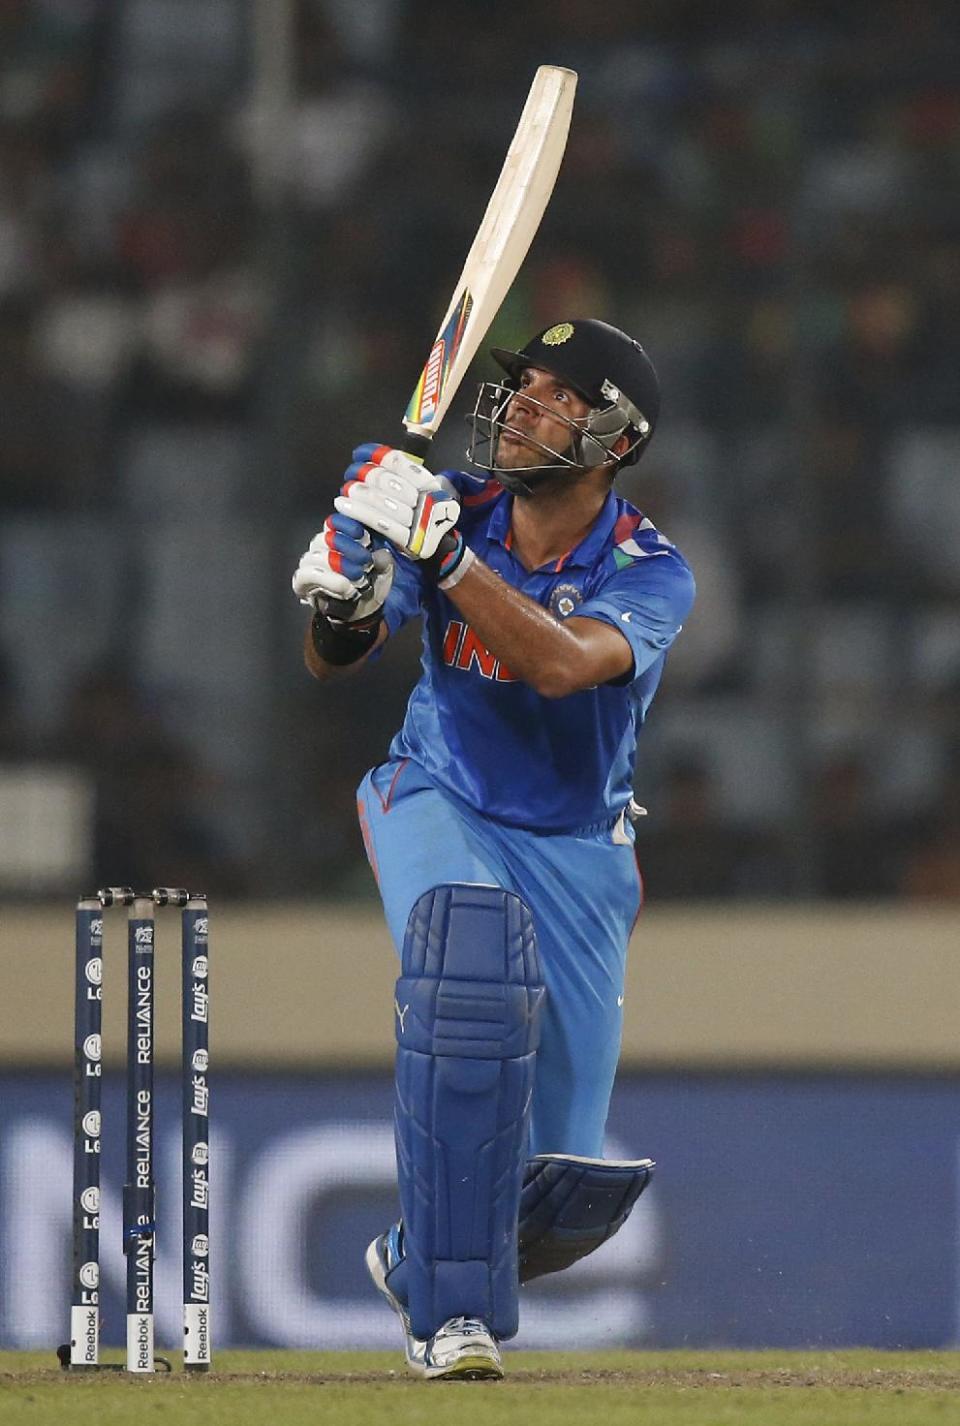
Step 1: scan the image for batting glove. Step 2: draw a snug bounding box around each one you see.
[334,444,460,560]
[292,512,394,621]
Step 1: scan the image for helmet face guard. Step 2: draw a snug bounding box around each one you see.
[465,318,660,493]
[467,379,651,493]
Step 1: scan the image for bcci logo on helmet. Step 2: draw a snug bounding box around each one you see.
[541,322,574,346]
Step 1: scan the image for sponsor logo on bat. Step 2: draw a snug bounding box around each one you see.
[419,339,446,420]
[406,290,474,427]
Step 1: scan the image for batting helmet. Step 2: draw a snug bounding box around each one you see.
[468,318,660,490]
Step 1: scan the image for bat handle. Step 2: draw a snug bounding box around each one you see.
[401,430,433,463]
[320,431,434,623]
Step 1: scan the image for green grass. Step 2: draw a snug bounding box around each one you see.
[3,1350,960,1425]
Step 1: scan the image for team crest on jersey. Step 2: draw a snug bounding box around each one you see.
[549,582,583,620]
[541,322,574,346]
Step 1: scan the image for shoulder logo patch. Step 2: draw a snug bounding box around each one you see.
[549,582,583,620]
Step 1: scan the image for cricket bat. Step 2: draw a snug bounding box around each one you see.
[401,64,578,461]
[324,65,576,619]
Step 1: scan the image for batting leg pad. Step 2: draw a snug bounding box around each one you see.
[518,1153,655,1283]
[393,883,544,1342]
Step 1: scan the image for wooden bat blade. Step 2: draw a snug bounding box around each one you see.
[403,65,577,443]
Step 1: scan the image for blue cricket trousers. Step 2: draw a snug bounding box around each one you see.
[357,758,642,1157]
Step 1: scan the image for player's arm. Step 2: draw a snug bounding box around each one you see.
[334,444,634,697]
[447,539,696,696]
[438,559,631,696]
[292,514,394,682]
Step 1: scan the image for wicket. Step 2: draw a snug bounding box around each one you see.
[63,887,211,1374]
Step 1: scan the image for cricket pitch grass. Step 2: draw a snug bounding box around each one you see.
[3,1351,960,1425]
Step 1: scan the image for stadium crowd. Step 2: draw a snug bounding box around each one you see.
[1,0,958,900]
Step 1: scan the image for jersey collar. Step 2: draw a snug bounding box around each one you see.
[487,487,620,573]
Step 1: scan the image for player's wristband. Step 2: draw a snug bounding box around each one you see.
[310,607,382,666]
[425,531,475,591]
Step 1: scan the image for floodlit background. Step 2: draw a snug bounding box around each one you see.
[0,0,958,1354]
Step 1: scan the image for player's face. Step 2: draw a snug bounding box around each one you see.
[497,367,593,469]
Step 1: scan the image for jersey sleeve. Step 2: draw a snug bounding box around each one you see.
[382,552,425,637]
[574,546,696,681]
[440,467,494,499]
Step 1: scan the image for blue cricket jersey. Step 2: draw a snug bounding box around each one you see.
[380,472,695,832]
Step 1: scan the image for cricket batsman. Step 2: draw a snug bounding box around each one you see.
[292,319,695,1378]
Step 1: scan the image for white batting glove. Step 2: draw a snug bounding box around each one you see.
[292,513,394,622]
[334,443,460,560]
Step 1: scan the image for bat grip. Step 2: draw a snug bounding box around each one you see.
[401,430,433,463]
[320,431,434,623]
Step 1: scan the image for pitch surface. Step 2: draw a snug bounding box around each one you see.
[3,1351,958,1424]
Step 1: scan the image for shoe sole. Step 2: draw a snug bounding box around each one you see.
[425,1353,504,1382]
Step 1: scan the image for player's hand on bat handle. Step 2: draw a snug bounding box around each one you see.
[291,512,394,622]
[335,444,460,561]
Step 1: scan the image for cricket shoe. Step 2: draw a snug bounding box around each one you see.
[421,1316,503,1381]
[364,1225,426,1374]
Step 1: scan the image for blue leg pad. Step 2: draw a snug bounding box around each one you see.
[518,1153,655,1283]
[393,883,544,1341]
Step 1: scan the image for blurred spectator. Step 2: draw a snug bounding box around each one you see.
[898,760,960,902]
[635,755,787,900]
[0,123,41,295]
[810,754,891,900]
[116,114,264,421]
[0,295,81,509]
[58,669,246,896]
[0,0,104,148]
[886,428,960,600]
[0,653,28,758]
[236,6,395,213]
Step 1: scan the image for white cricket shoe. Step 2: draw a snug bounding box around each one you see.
[365,1230,503,1381]
[364,1228,426,1374]
[421,1316,503,1381]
